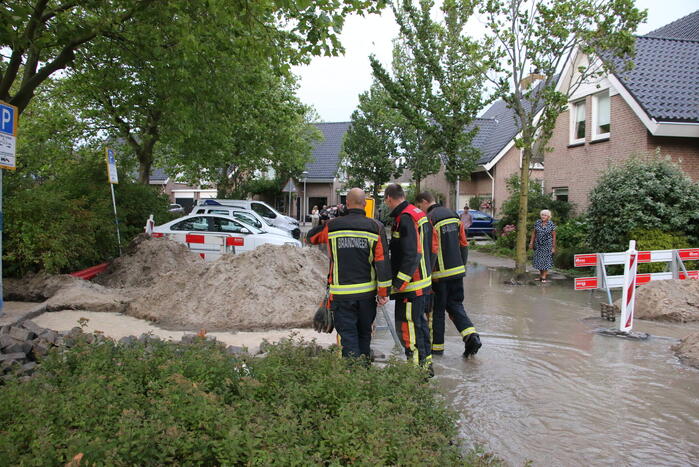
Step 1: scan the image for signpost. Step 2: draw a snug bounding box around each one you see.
[105,148,122,255]
[0,101,18,316]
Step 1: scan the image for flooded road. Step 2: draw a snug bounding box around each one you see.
[375,263,699,466]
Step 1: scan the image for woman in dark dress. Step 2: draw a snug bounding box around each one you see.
[529,209,556,282]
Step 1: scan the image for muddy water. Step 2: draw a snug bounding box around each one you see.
[374,264,699,466]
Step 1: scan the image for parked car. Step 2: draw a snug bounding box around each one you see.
[197,199,300,239]
[168,203,185,214]
[151,214,301,261]
[190,205,292,238]
[457,209,497,238]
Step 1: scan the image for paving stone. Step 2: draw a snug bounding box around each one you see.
[180,334,196,344]
[4,341,33,355]
[31,341,51,358]
[21,320,44,335]
[118,336,137,346]
[21,362,37,375]
[0,326,10,335]
[0,352,28,364]
[0,335,18,350]
[39,330,58,345]
[9,327,36,342]
[226,345,246,355]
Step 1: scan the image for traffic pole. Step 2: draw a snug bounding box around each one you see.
[0,169,4,317]
[110,183,122,256]
[619,240,638,333]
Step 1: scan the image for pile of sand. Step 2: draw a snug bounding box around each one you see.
[4,272,85,302]
[672,332,699,369]
[94,234,204,288]
[634,279,699,322]
[125,243,329,331]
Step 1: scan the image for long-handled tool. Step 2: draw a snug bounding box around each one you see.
[376,303,402,349]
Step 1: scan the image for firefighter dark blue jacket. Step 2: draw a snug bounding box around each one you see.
[307,208,391,301]
[426,204,469,281]
[388,201,434,298]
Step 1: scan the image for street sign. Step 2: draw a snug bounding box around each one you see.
[0,102,18,170]
[105,148,118,184]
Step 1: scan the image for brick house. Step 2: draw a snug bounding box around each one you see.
[546,10,699,212]
[291,122,350,220]
[413,88,545,216]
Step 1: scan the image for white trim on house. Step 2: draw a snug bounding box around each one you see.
[482,139,516,171]
[607,74,699,138]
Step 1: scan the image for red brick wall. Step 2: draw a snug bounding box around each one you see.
[546,94,699,213]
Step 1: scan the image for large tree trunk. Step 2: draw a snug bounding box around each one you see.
[448,180,457,210]
[138,156,152,185]
[514,146,532,278]
[414,178,421,197]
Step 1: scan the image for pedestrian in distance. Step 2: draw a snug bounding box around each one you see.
[416,192,481,358]
[320,205,330,225]
[529,209,557,282]
[307,188,392,361]
[460,205,473,232]
[383,184,434,375]
[311,205,320,228]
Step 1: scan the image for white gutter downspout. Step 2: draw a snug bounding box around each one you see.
[484,167,495,215]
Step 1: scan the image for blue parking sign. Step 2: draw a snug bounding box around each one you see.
[0,102,17,137]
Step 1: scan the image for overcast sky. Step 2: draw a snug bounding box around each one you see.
[292,0,698,123]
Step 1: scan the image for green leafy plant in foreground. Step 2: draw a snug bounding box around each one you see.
[0,338,476,465]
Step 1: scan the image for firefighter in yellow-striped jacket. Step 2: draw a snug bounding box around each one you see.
[416,192,482,358]
[307,188,391,360]
[383,184,435,375]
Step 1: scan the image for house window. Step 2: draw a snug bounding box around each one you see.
[570,100,586,144]
[553,187,569,202]
[592,91,610,139]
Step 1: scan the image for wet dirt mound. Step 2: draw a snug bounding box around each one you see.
[126,244,328,331]
[94,234,203,288]
[672,332,699,369]
[3,271,84,302]
[634,279,699,322]
[45,280,131,313]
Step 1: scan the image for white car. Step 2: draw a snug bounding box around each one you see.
[151,214,301,260]
[189,206,291,238]
[197,199,300,239]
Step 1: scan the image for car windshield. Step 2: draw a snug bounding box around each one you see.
[232,212,263,230]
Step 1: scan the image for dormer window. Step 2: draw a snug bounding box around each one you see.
[570,100,586,144]
[592,91,610,139]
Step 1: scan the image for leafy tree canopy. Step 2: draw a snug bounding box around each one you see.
[341,82,403,198]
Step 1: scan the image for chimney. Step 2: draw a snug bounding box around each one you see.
[519,68,545,90]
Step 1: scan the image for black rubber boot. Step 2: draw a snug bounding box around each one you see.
[463,333,482,358]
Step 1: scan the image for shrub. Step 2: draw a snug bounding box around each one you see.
[629,228,694,273]
[497,175,573,237]
[556,216,591,250]
[495,225,517,249]
[587,154,699,252]
[3,158,172,276]
[0,338,468,465]
[469,195,482,210]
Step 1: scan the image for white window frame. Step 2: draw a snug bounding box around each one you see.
[569,99,586,144]
[552,187,569,202]
[591,90,611,140]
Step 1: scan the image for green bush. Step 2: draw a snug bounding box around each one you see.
[3,158,172,276]
[587,154,699,251]
[0,338,470,465]
[496,175,572,238]
[629,228,694,273]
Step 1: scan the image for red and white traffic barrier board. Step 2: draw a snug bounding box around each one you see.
[574,243,698,333]
[619,241,638,333]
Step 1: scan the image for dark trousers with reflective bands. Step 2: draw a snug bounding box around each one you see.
[394,295,431,366]
[331,298,377,359]
[431,277,475,352]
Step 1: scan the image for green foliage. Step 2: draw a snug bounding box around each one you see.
[3,157,171,276]
[342,82,403,198]
[370,0,492,204]
[629,228,694,273]
[587,155,699,252]
[480,0,646,274]
[497,175,572,233]
[469,195,482,210]
[0,338,468,465]
[556,216,591,250]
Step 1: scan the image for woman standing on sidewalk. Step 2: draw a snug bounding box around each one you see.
[529,209,556,282]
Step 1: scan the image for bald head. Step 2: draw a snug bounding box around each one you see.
[346,188,366,209]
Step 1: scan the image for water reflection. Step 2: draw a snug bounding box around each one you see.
[374,264,699,466]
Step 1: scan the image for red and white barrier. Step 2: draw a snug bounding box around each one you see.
[574,243,698,333]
